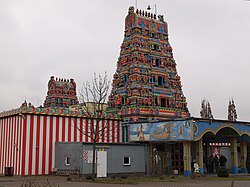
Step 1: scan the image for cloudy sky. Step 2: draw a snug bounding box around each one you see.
[0,0,250,121]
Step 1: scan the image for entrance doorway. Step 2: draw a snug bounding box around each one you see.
[171,142,184,173]
[202,127,240,173]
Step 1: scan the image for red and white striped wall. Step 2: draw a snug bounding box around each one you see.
[0,114,121,176]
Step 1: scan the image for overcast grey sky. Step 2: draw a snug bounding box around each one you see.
[0,0,250,121]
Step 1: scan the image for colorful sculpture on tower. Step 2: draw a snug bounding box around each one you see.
[44,76,78,108]
[107,6,189,121]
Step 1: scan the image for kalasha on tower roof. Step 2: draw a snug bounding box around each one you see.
[106,6,190,122]
[44,76,78,108]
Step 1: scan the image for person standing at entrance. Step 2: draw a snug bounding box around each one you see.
[219,154,227,168]
[213,155,219,172]
[208,155,214,173]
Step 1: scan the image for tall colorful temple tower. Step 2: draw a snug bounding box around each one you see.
[107,6,189,122]
[44,76,78,108]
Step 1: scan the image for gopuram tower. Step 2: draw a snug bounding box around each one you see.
[44,76,78,108]
[107,6,189,122]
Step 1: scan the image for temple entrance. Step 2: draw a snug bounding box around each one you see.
[199,127,250,174]
[151,142,184,175]
[151,142,171,176]
[171,142,184,173]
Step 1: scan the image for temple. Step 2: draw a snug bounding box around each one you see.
[44,76,78,108]
[107,6,189,122]
[1,5,250,178]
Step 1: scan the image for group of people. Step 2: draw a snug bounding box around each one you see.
[208,154,227,173]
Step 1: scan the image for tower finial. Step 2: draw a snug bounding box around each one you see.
[128,6,135,14]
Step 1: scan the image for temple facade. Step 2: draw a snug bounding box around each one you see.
[0,6,250,177]
[107,6,189,122]
[44,76,79,108]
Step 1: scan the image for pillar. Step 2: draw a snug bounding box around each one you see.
[149,142,154,175]
[240,141,248,173]
[230,137,239,174]
[196,139,204,173]
[183,141,192,176]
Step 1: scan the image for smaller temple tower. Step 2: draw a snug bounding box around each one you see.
[44,76,78,108]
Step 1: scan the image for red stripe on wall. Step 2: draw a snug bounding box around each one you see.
[6,118,10,167]
[74,118,77,142]
[1,119,5,173]
[48,116,53,174]
[0,120,2,173]
[117,121,120,143]
[42,116,47,175]
[96,121,99,143]
[35,115,40,175]
[4,118,7,169]
[28,115,34,175]
[85,119,88,142]
[80,118,83,142]
[21,115,27,175]
[0,119,3,173]
[10,117,14,167]
[17,117,23,175]
[10,117,13,167]
[112,120,115,143]
[62,117,65,142]
[107,120,110,143]
[10,117,13,166]
[56,117,59,142]
[102,120,105,142]
[14,117,18,175]
[13,117,17,173]
[9,117,13,166]
[90,120,94,143]
[68,117,71,142]
[4,119,7,171]
[12,117,15,167]
[3,119,7,171]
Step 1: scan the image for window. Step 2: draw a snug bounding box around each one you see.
[149,76,155,83]
[124,74,128,82]
[154,97,158,105]
[65,156,70,166]
[158,76,164,86]
[161,98,166,107]
[155,59,160,66]
[153,44,159,51]
[123,156,131,166]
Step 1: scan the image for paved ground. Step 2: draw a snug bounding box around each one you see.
[0,175,250,187]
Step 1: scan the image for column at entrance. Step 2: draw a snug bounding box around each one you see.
[149,142,153,175]
[240,141,248,173]
[183,141,192,176]
[230,137,239,174]
[196,139,204,173]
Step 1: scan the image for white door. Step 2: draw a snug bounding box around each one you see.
[97,151,107,178]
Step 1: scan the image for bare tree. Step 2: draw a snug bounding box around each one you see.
[77,72,110,180]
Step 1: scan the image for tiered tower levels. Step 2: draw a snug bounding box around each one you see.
[107,6,189,121]
[44,76,78,108]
